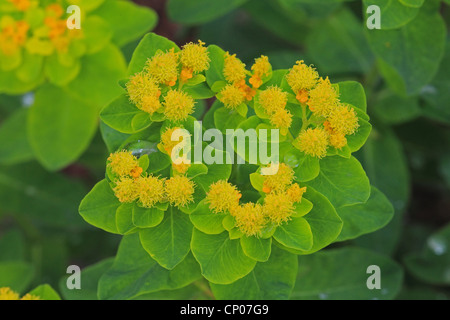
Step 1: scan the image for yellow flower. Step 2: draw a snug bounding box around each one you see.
[328,132,347,149]
[163,89,195,122]
[21,293,40,300]
[270,108,292,132]
[7,0,30,11]
[327,104,359,136]
[165,175,195,208]
[233,203,266,237]
[258,86,287,115]
[295,127,329,158]
[223,52,247,84]
[126,72,161,115]
[262,163,295,194]
[0,287,20,300]
[172,161,190,174]
[135,175,165,208]
[307,77,339,117]
[145,48,179,86]
[107,150,141,177]
[113,177,139,203]
[0,19,29,55]
[180,40,210,74]
[286,183,307,203]
[219,84,245,110]
[286,60,318,94]
[206,180,242,214]
[263,193,295,226]
[160,126,185,155]
[249,55,271,89]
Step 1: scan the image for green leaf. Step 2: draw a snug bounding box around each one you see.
[398,0,424,7]
[139,207,193,269]
[116,203,138,235]
[128,33,180,76]
[205,45,226,87]
[373,92,421,125]
[167,0,249,25]
[59,258,114,300]
[82,16,113,54]
[190,200,226,235]
[98,234,201,300]
[132,204,164,228]
[45,54,81,86]
[273,217,313,251]
[366,8,446,95]
[79,179,120,234]
[0,261,34,293]
[210,245,298,300]
[363,0,419,30]
[193,147,232,191]
[214,106,246,133]
[95,0,158,47]
[0,108,34,165]
[28,284,61,300]
[191,229,257,284]
[338,81,367,113]
[336,186,394,242]
[27,84,98,171]
[0,230,26,262]
[240,236,272,262]
[286,149,320,182]
[404,223,450,285]
[291,247,403,300]
[307,156,370,208]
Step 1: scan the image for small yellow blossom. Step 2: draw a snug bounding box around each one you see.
[206,180,242,214]
[223,52,247,84]
[165,175,195,208]
[295,127,329,158]
[160,126,185,155]
[135,175,165,208]
[327,104,359,136]
[180,40,210,74]
[250,55,271,89]
[172,161,191,174]
[219,84,245,110]
[145,48,179,86]
[7,0,30,11]
[270,108,292,131]
[328,132,347,149]
[307,77,339,117]
[20,293,40,300]
[0,19,29,55]
[258,86,288,115]
[126,72,161,114]
[163,89,195,122]
[0,287,20,300]
[46,4,65,18]
[113,177,139,203]
[107,150,141,177]
[262,163,295,194]
[233,203,266,237]
[286,60,319,94]
[263,193,295,226]
[286,183,307,203]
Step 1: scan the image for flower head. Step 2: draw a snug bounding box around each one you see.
[0,18,29,55]
[270,108,292,131]
[286,60,318,94]
[135,175,165,208]
[180,40,210,74]
[258,86,288,115]
[163,89,195,122]
[145,48,179,86]
[327,104,359,136]
[126,72,161,114]
[219,84,245,110]
[223,52,247,84]
[328,132,347,149]
[233,203,266,237]
[263,193,295,226]
[0,287,20,300]
[113,177,139,203]
[165,175,195,208]
[160,126,187,155]
[250,55,271,89]
[206,180,242,214]
[7,0,30,11]
[262,163,295,194]
[107,150,141,178]
[21,293,40,300]
[295,127,329,158]
[307,77,339,117]
[286,183,307,203]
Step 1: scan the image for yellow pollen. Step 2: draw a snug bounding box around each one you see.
[263,193,295,226]
[180,67,194,82]
[327,104,359,136]
[296,89,309,104]
[270,108,292,130]
[180,40,210,73]
[20,294,40,300]
[165,176,195,208]
[135,175,165,208]
[163,89,195,122]
[295,127,329,158]
[160,126,186,156]
[107,150,141,177]
[219,84,245,110]
[0,287,20,300]
[233,203,266,237]
[223,52,247,84]
[7,0,30,11]
[250,55,271,89]
[262,163,295,193]
[307,77,339,117]
[258,86,288,115]
[145,48,179,86]
[329,132,347,149]
[286,183,307,203]
[286,60,319,94]
[126,72,161,114]
[113,177,139,203]
[206,180,242,214]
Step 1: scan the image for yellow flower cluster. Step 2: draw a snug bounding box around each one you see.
[286,61,360,156]
[127,40,210,121]
[165,175,195,208]
[0,287,39,300]
[107,150,143,178]
[206,180,242,214]
[249,55,271,89]
[159,126,192,174]
[0,18,29,55]
[258,86,292,133]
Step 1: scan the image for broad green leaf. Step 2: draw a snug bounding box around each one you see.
[286,149,320,182]
[190,200,226,235]
[307,156,370,208]
[82,16,113,54]
[0,230,26,262]
[69,0,105,12]
[363,0,419,30]
[98,234,201,300]
[291,247,403,300]
[167,0,249,25]
[0,67,44,95]
[338,81,367,113]
[45,54,81,86]
[139,207,193,269]
[28,284,61,300]
[191,229,257,284]
[336,186,394,242]
[214,106,246,133]
[205,45,226,88]
[273,217,313,251]
[79,179,120,234]
[398,0,424,7]
[366,8,446,95]
[132,204,164,228]
[240,236,272,262]
[404,224,450,285]
[95,0,158,47]
[27,84,98,170]
[0,261,34,293]
[0,108,34,165]
[116,203,137,235]
[193,147,232,191]
[373,92,421,124]
[210,245,298,300]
